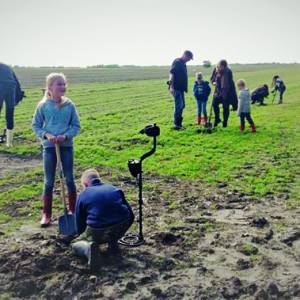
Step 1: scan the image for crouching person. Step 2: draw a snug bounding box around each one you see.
[72,169,134,271]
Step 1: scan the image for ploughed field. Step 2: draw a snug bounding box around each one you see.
[0,64,299,299]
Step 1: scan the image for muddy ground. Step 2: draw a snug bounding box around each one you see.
[0,153,299,299]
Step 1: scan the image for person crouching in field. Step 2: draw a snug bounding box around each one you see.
[193,72,211,125]
[32,73,80,227]
[237,79,256,133]
[271,75,286,104]
[72,169,134,271]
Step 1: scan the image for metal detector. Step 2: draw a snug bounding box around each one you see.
[271,90,277,104]
[196,101,216,134]
[118,124,160,247]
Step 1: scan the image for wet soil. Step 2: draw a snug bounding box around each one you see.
[0,154,299,299]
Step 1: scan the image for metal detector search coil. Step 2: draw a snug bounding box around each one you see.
[119,123,160,247]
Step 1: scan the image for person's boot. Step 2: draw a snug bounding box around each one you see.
[195,116,201,125]
[108,240,120,254]
[251,124,257,133]
[72,241,99,272]
[240,124,245,132]
[68,192,77,214]
[6,129,13,147]
[203,116,208,126]
[222,121,228,128]
[40,195,52,227]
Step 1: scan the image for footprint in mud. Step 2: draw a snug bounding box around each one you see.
[0,152,41,177]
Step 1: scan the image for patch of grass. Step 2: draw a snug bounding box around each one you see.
[0,64,299,232]
[240,243,259,256]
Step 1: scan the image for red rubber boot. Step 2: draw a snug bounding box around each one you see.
[251,124,257,133]
[240,125,245,132]
[40,195,52,227]
[195,116,201,125]
[68,192,77,214]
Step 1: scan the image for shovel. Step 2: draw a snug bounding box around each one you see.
[55,144,77,236]
[197,100,215,134]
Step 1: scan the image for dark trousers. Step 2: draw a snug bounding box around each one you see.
[173,90,185,127]
[213,96,230,125]
[0,83,16,130]
[240,113,254,126]
[279,87,286,101]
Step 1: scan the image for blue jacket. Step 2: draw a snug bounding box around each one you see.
[193,80,211,101]
[32,98,80,148]
[75,181,134,235]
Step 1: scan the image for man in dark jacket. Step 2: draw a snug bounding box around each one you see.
[72,169,134,271]
[251,84,269,105]
[0,63,16,146]
[168,50,193,129]
[0,63,24,146]
[212,60,238,127]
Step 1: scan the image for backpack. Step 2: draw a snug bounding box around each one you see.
[13,72,25,105]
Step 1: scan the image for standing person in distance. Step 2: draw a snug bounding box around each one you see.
[271,75,286,104]
[168,50,193,130]
[237,79,256,133]
[193,72,211,125]
[0,63,25,147]
[212,60,238,128]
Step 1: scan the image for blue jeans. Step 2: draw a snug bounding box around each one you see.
[43,146,76,196]
[173,90,185,127]
[0,83,16,130]
[240,113,254,126]
[195,99,207,117]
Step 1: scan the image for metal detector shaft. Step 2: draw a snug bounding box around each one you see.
[137,171,144,240]
[272,90,277,104]
[140,136,157,162]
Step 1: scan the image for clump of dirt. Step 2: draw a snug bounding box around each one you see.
[0,168,299,299]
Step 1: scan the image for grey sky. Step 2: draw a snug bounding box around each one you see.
[0,0,299,66]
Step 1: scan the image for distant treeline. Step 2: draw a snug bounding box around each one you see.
[12,63,299,88]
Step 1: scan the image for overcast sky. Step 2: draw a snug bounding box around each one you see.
[0,0,299,66]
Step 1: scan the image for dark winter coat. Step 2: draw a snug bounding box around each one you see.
[213,67,238,110]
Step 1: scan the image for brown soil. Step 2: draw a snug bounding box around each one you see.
[0,156,299,299]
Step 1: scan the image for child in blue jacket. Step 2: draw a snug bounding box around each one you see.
[271,75,286,104]
[32,73,80,227]
[193,72,211,125]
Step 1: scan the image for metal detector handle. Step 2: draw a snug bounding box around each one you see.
[140,136,157,162]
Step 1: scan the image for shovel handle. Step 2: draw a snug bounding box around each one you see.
[55,144,68,213]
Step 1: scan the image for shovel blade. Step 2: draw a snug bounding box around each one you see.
[59,214,77,236]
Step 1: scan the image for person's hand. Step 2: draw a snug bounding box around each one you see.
[45,133,57,143]
[56,135,66,143]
